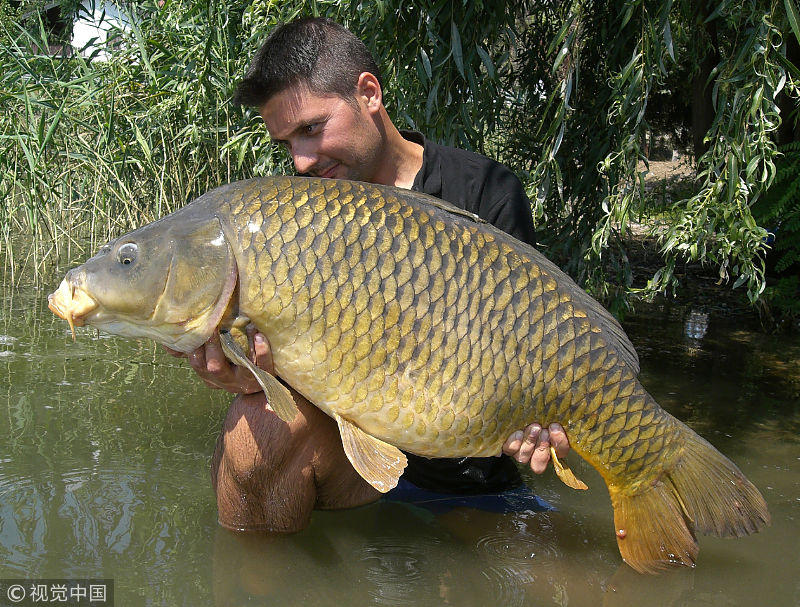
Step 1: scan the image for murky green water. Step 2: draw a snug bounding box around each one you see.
[1,267,798,606]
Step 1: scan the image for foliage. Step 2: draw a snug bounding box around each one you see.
[754,141,800,272]
[521,0,796,310]
[2,0,800,314]
[752,142,800,326]
[0,0,293,276]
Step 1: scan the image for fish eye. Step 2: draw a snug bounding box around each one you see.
[117,242,138,266]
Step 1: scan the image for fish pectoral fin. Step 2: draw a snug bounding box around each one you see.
[218,331,299,423]
[334,412,407,493]
[550,446,588,490]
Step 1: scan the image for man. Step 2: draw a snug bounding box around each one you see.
[168,17,570,532]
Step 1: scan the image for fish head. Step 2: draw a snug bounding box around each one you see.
[48,215,237,353]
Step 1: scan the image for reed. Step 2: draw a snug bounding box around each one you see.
[0,1,290,280]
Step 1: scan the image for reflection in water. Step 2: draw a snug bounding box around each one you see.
[684,309,709,340]
[1,274,799,606]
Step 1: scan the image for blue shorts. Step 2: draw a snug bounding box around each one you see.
[383,478,553,515]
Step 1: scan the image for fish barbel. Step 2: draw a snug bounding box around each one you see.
[48,176,769,573]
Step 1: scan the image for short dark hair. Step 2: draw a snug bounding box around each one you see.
[233,17,382,107]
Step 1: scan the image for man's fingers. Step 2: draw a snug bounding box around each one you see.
[188,344,207,374]
[204,331,227,374]
[549,422,569,458]
[253,332,274,374]
[529,428,551,474]
[244,324,274,374]
[514,423,541,464]
[502,430,523,455]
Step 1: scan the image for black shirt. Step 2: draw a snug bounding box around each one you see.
[399,131,536,494]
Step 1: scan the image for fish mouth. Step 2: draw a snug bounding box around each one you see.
[48,278,98,340]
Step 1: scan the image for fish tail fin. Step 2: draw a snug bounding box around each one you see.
[609,423,770,574]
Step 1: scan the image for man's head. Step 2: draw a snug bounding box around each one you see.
[234,17,382,108]
[234,18,390,183]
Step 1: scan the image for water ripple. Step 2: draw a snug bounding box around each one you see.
[474,527,560,565]
[359,537,434,605]
[480,563,535,607]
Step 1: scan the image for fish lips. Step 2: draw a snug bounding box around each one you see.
[48,277,99,337]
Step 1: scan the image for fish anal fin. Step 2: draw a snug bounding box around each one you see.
[610,479,698,574]
[334,413,407,493]
[218,331,299,424]
[550,446,588,490]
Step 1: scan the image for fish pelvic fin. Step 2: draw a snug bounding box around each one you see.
[218,331,299,424]
[609,422,770,574]
[333,412,407,493]
[550,446,588,490]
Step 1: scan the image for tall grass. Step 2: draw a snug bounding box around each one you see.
[0,0,526,282]
[0,1,291,280]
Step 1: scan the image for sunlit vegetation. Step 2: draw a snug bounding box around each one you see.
[2,0,799,321]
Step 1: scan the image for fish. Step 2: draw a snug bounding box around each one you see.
[48,176,769,573]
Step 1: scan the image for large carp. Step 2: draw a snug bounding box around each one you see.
[49,176,768,573]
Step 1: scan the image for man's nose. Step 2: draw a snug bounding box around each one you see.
[290,142,318,175]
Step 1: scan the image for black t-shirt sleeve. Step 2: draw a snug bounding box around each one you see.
[479,163,537,247]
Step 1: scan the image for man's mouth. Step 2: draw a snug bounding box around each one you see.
[317,163,339,179]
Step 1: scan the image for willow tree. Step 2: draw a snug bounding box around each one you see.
[507,1,796,309]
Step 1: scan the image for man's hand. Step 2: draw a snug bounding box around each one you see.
[163,324,273,394]
[501,423,570,474]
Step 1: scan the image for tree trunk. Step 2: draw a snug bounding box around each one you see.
[691,12,719,161]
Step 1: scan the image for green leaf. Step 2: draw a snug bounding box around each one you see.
[664,20,674,62]
[420,48,432,81]
[476,46,495,79]
[450,21,464,78]
[552,39,571,74]
[40,101,65,153]
[774,44,800,81]
[785,0,800,46]
[548,12,575,55]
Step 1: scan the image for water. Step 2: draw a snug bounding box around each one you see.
[1,271,798,606]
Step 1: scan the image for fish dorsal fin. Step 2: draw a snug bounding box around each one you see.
[218,331,299,423]
[333,412,407,493]
[403,189,486,224]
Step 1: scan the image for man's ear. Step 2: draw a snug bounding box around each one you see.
[356,72,382,114]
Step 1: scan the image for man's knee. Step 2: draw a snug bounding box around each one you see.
[216,393,293,484]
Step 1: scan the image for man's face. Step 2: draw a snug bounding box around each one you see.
[259,83,383,182]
